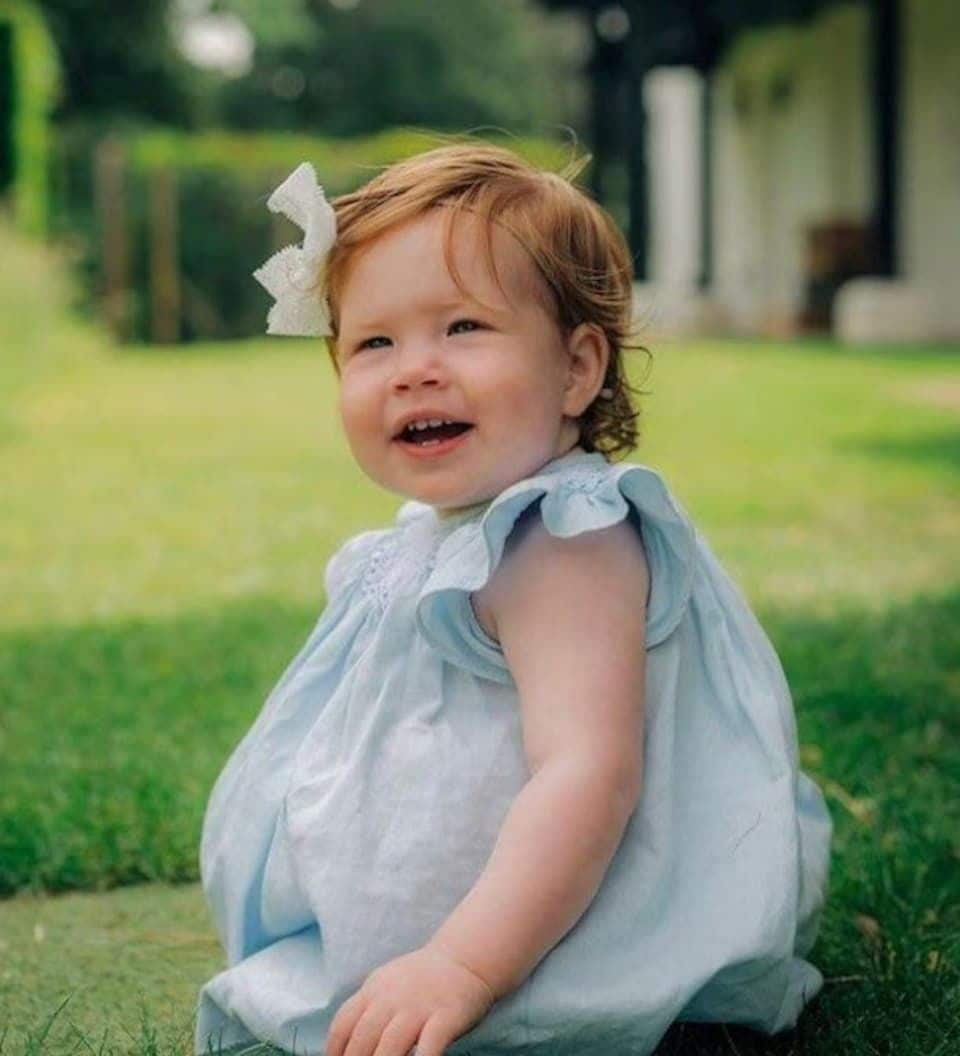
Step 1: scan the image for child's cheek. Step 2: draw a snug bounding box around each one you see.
[337,380,381,462]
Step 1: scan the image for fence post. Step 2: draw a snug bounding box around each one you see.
[148,166,181,344]
[94,138,129,342]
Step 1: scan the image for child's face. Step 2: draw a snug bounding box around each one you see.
[335,209,581,511]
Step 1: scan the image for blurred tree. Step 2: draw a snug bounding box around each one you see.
[1,0,61,234]
[211,0,587,137]
[39,0,197,124]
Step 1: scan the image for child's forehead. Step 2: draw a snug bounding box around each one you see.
[342,208,550,316]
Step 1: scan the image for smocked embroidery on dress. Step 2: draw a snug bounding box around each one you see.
[551,466,610,497]
[359,511,458,610]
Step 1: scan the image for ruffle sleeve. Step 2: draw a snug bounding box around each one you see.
[415,459,697,683]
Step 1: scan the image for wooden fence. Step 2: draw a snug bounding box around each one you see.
[93,139,289,344]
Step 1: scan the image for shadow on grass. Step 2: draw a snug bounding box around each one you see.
[0,597,321,897]
[2,589,958,1054]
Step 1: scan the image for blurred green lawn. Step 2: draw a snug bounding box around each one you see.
[1,222,958,1053]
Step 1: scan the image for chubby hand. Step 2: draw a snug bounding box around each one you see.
[325,943,497,1056]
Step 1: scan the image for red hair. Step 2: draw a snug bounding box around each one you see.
[325,142,648,458]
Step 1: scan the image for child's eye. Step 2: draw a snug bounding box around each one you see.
[448,319,484,335]
[356,335,392,351]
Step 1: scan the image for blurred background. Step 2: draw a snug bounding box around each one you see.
[1,3,959,1055]
[3,0,957,344]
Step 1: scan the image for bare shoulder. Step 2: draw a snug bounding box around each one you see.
[471,508,651,644]
[472,507,650,786]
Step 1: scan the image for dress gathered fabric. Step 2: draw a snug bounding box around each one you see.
[195,446,832,1056]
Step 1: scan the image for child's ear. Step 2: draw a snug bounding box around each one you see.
[562,323,610,417]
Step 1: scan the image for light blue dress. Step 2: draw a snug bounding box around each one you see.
[195,446,832,1056]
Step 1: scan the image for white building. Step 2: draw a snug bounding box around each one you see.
[552,0,959,341]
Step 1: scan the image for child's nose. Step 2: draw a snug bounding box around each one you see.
[390,343,447,391]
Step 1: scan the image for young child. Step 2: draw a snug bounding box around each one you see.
[195,144,832,1056]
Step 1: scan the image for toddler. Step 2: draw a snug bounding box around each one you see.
[195,144,832,1056]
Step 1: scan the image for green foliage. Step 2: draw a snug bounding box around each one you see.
[124,126,574,184]
[39,0,195,126]
[214,0,575,137]
[215,0,320,51]
[0,0,61,235]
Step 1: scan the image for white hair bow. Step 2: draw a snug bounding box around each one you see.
[253,162,337,336]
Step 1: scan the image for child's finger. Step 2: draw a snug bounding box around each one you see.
[326,991,367,1056]
[343,1002,394,1056]
[409,1009,461,1056]
[370,1011,420,1056]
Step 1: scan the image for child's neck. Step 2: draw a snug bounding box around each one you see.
[432,443,587,521]
[434,497,494,522]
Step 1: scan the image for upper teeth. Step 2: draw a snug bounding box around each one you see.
[408,418,454,431]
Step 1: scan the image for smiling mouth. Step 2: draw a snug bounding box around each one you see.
[395,422,474,446]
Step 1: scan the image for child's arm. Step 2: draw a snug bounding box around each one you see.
[327,517,649,1056]
[428,516,649,994]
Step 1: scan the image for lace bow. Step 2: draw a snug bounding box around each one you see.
[253,162,336,336]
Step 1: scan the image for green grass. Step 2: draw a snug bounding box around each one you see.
[2,593,959,1055]
[1,222,959,1052]
[0,600,311,894]
[0,885,221,1056]
[2,332,959,630]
